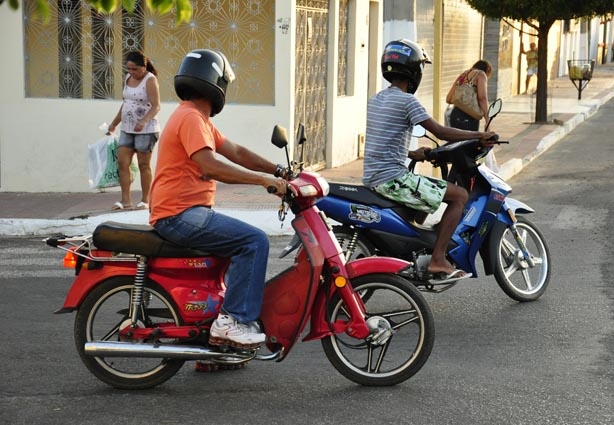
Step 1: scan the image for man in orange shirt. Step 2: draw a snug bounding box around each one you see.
[150,49,287,349]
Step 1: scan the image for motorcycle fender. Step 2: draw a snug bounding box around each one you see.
[344,256,412,278]
[55,262,136,313]
[479,220,508,276]
[303,256,411,341]
[504,198,534,215]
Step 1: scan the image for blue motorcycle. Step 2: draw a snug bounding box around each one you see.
[315,99,551,301]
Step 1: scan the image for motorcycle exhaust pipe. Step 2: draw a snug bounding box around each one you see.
[84,341,255,361]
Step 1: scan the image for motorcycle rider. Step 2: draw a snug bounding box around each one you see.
[363,39,497,283]
[149,49,287,348]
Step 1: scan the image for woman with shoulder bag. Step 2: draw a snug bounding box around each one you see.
[445,60,492,131]
[445,60,498,171]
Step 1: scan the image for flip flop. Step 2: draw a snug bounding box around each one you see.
[429,269,472,284]
[111,201,131,210]
[135,201,149,210]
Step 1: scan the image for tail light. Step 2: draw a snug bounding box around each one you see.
[63,248,78,268]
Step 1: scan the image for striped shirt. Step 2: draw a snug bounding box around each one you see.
[362,86,430,187]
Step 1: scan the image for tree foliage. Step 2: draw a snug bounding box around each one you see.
[1,0,193,24]
[467,0,614,122]
[467,0,613,25]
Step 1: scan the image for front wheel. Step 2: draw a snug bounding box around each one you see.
[489,216,551,302]
[321,273,434,386]
[74,277,185,389]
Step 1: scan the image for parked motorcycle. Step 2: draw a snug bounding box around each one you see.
[315,99,551,302]
[45,125,434,390]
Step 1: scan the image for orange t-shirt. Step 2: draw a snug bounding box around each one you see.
[149,101,226,225]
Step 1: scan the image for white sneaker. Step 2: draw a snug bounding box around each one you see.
[209,314,266,348]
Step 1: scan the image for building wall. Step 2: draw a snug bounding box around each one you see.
[382,0,484,118]
[0,0,378,192]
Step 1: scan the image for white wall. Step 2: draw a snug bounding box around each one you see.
[0,1,376,192]
[326,0,380,169]
[0,2,292,192]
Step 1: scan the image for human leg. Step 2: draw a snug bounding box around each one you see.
[115,131,137,208]
[134,133,158,205]
[135,151,152,204]
[375,173,469,277]
[427,184,468,275]
[153,207,269,346]
[117,146,135,207]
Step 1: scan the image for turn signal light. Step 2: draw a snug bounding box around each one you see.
[334,276,347,288]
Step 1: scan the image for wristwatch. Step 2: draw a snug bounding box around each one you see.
[274,164,284,177]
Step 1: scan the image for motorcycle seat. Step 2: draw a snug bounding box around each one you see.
[93,221,212,258]
[328,183,399,208]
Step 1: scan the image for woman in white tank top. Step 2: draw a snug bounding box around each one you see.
[108,51,161,210]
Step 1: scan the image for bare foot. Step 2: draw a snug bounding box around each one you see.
[427,259,459,276]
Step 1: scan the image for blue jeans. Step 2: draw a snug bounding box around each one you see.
[153,206,269,323]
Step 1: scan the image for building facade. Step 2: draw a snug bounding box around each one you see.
[0,0,382,192]
[1,0,612,192]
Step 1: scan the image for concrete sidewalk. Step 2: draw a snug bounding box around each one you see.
[2,63,614,236]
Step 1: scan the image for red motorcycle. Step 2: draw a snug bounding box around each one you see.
[45,125,434,390]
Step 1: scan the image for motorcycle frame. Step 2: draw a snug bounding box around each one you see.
[53,171,414,361]
[318,164,535,279]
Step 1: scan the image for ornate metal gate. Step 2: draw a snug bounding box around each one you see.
[295,0,328,169]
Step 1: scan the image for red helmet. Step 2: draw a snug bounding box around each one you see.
[381,39,431,94]
[174,49,236,116]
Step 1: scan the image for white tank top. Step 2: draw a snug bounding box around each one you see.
[121,72,160,134]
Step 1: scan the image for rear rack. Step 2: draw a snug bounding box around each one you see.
[43,234,138,263]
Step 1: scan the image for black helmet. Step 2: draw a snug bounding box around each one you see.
[174,49,236,116]
[381,39,431,94]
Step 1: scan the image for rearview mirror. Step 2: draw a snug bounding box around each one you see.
[412,125,426,138]
[296,124,306,145]
[271,125,288,148]
[488,98,502,118]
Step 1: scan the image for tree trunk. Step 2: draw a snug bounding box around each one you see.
[534,21,553,123]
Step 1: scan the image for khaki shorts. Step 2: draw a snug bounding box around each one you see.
[374,172,447,214]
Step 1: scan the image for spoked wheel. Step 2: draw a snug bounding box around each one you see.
[74,277,185,389]
[321,274,434,386]
[490,216,551,302]
[333,226,376,260]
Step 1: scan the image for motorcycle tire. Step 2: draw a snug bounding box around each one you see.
[489,216,551,302]
[321,273,434,386]
[74,277,185,389]
[333,226,376,260]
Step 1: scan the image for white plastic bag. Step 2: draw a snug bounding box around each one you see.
[88,134,119,189]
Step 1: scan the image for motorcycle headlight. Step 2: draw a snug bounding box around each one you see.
[298,185,318,197]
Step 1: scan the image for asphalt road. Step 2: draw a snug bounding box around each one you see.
[1,101,613,424]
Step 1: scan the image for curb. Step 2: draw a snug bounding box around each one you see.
[0,208,296,237]
[2,90,613,238]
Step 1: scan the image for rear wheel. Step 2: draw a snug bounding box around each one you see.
[321,273,434,386]
[333,226,376,260]
[74,277,185,389]
[490,216,551,302]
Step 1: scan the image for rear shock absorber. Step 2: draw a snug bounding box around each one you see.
[130,256,148,326]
